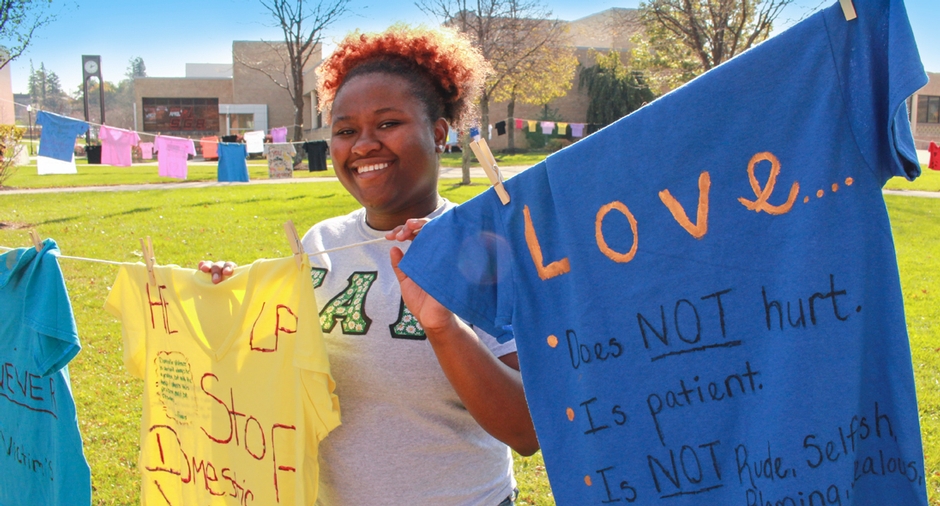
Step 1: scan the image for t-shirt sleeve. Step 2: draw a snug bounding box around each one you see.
[103,264,148,379]
[399,193,515,343]
[472,324,516,358]
[187,140,196,156]
[23,243,80,377]
[293,266,340,441]
[825,0,927,181]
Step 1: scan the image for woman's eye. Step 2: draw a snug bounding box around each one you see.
[379,121,400,129]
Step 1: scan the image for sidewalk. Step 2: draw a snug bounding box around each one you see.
[0,165,531,195]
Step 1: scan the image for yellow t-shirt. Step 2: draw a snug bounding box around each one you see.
[105,256,339,505]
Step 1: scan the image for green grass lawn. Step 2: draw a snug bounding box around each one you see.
[1,158,338,189]
[0,150,552,189]
[885,165,940,192]
[0,180,938,505]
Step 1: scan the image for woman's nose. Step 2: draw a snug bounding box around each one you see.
[352,129,381,156]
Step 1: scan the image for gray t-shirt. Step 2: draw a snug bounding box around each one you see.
[302,201,517,505]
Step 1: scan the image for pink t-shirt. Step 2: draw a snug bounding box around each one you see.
[270,126,288,143]
[139,142,154,160]
[154,136,196,179]
[100,125,140,167]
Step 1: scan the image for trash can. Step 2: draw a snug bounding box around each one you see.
[85,145,102,164]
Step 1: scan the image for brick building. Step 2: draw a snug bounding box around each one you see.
[133,41,328,148]
[911,72,940,151]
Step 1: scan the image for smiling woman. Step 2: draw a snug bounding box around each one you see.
[201,25,538,505]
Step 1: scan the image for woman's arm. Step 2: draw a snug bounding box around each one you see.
[388,222,539,455]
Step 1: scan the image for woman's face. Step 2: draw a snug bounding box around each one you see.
[330,72,448,230]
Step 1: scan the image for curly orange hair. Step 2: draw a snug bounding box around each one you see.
[316,25,490,129]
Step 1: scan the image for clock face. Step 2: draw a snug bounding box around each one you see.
[84,60,98,75]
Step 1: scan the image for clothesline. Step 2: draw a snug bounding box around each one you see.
[0,97,315,147]
[0,237,389,266]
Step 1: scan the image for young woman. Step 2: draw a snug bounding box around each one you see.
[201,26,537,505]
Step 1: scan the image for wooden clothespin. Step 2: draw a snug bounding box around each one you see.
[839,0,857,20]
[468,137,511,205]
[28,230,42,252]
[283,220,305,270]
[139,236,157,286]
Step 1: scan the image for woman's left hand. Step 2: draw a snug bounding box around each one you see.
[387,217,455,331]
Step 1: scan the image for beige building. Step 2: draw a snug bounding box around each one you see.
[911,72,940,150]
[134,41,328,149]
[0,63,15,125]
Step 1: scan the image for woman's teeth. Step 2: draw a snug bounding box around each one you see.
[357,162,389,174]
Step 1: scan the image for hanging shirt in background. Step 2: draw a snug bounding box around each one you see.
[515,118,524,130]
[527,120,538,132]
[244,130,265,154]
[139,142,154,160]
[929,141,940,171]
[36,154,77,175]
[104,258,340,506]
[0,240,92,506]
[556,122,568,136]
[303,140,329,172]
[447,128,457,145]
[540,121,555,135]
[270,126,289,143]
[35,111,88,162]
[221,134,238,143]
[154,135,196,179]
[266,142,296,179]
[200,136,219,160]
[218,142,249,182]
[570,123,586,138]
[400,0,929,504]
[12,143,29,166]
[99,125,140,167]
[494,121,507,136]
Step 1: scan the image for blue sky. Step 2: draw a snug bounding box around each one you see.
[7,0,939,94]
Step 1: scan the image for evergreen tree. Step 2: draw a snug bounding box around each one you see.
[578,50,655,127]
[27,61,69,114]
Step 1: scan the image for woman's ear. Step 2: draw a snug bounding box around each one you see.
[434,118,449,151]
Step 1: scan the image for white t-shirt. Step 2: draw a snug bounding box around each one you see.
[302,201,517,505]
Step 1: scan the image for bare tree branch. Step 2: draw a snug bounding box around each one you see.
[249,0,349,141]
[0,0,56,70]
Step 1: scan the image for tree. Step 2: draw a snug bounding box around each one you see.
[629,18,701,93]
[28,61,69,114]
[239,0,349,142]
[578,50,655,127]
[419,0,569,183]
[127,56,146,79]
[0,0,56,69]
[634,0,794,89]
[491,20,577,152]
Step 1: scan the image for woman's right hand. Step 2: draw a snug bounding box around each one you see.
[197,260,237,284]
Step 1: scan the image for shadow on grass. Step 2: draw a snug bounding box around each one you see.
[100,207,156,219]
[38,215,82,225]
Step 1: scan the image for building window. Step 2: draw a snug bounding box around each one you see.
[917,95,940,124]
[227,113,255,134]
[142,97,220,132]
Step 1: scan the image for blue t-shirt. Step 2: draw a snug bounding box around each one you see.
[0,240,91,505]
[218,142,250,182]
[35,111,89,162]
[400,0,929,504]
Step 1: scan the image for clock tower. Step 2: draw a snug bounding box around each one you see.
[81,55,104,143]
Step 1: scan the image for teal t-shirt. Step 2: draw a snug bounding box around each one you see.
[400,0,929,504]
[0,240,91,505]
